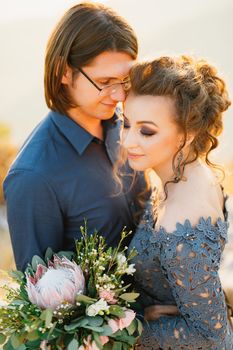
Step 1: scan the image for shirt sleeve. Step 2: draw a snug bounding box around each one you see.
[3,169,64,271]
[138,219,230,349]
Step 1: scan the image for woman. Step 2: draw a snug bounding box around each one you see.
[122,56,233,349]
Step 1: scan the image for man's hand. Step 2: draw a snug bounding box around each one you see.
[144,304,179,321]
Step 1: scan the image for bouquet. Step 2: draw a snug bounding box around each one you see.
[0,223,142,350]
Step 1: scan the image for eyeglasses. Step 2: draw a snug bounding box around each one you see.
[78,67,131,97]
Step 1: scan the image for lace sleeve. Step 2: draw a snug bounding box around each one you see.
[138,218,230,350]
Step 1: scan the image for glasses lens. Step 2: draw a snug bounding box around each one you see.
[99,81,131,96]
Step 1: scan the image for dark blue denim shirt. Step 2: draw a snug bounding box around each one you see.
[3,110,142,271]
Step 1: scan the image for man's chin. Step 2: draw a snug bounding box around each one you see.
[98,109,116,120]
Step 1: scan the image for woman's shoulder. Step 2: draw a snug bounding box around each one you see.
[156,160,224,233]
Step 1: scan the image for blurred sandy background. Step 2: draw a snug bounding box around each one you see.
[0,0,233,301]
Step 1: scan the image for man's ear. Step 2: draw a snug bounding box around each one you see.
[61,64,72,85]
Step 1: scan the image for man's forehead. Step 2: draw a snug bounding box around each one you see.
[85,51,134,77]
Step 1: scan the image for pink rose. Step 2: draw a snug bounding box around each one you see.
[81,335,109,349]
[108,309,136,333]
[99,335,109,345]
[83,335,99,350]
[99,290,117,304]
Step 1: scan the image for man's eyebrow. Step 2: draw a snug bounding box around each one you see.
[95,75,129,81]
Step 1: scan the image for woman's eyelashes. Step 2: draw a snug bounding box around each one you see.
[123,121,156,137]
[140,128,156,137]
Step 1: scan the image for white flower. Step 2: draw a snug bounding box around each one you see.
[96,298,110,310]
[86,298,109,316]
[117,253,127,266]
[86,304,99,316]
[125,264,136,275]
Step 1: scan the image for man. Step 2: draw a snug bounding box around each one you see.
[3,3,142,271]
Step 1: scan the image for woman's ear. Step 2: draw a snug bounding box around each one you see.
[61,65,73,85]
[185,133,195,147]
[177,133,195,151]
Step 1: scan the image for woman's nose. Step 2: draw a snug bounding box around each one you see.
[122,128,138,149]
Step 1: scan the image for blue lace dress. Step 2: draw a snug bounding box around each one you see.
[129,194,233,350]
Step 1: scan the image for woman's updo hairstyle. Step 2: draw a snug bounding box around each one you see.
[129,55,231,168]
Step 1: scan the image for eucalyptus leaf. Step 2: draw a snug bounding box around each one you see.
[19,285,29,301]
[67,338,79,350]
[47,322,58,340]
[86,315,103,327]
[55,346,63,350]
[83,325,104,332]
[93,332,103,350]
[45,247,54,261]
[64,317,89,331]
[56,251,74,260]
[9,270,24,282]
[122,343,129,350]
[109,305,125,318]
[24,265,34,277]
[0,333,6,345]
[45,309,53,328]
[111,330,135,346]
[17,346,26,350]
[10,334,21,349]
[112,341,122,350]
[3,342,15,350]
[100,325,113,336]
[31,255,46,271]
[40,309,53,328]
[76,294,97,304]
[26,330,39,341]
[25,338,41,348]
[47,327,64,340]
[103,343,112,350]
[137,319,143,335]
[126,319,137,335]
[11,299,28,306]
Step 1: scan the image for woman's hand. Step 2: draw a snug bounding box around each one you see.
[144,304,179,321]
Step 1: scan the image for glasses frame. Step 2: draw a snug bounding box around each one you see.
[78,67,130,95]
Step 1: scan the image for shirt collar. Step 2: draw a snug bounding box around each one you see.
[49,110,120,156]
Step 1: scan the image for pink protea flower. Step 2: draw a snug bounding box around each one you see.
[108,309,136,333]
[99,290,117,304]
[26,256,85,310]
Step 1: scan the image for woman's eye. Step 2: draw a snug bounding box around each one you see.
[140,128,156,136]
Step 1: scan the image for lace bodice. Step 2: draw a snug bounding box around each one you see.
[129,195,233,350]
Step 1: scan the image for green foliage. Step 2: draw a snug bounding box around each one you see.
[119,293,140,303]
[0,224,142,349]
